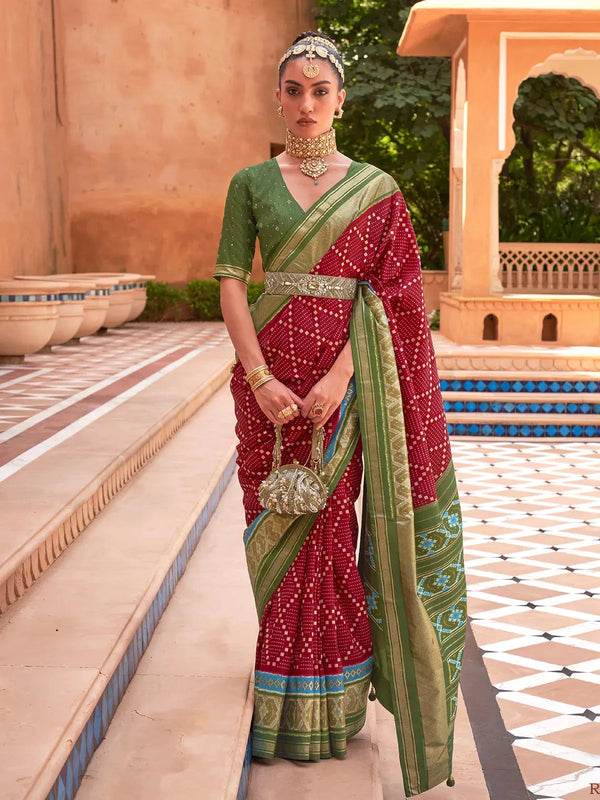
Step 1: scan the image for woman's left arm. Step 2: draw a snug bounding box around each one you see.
[301,339,354,429]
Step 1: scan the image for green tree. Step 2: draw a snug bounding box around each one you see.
[316,0,451,268]
[500,74,600,243]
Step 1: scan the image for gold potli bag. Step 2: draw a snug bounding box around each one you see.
[258,423,328,515]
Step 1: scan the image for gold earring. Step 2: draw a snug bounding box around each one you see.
[277,105,285,118]
[334,107,344,119]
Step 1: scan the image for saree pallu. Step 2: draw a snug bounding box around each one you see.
[232,164,467,797]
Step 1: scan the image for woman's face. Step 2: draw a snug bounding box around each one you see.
[277,57,345,139]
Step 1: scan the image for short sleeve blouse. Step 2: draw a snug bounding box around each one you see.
[213,170,257,285]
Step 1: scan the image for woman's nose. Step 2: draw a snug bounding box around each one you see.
[299,95,313,113]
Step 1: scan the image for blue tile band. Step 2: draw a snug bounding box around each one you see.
[45,452,237,800]
[236,737,252,800]
[445,399,600,415]
[440,378,599,393]
[0,294,60,302]
[447,422,600,437]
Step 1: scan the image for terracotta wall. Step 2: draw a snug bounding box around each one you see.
[422,270,449,314]
[63,0,313,283]
[0,1,70,279]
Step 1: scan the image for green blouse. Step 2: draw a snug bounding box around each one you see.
[214,158,361,284]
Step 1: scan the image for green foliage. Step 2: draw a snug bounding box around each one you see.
[186,280,265,320]
[186,280,223,321]
[316,0,451,268]
[139,280,266,322]
[500,74,600,242]
[428,309,440,331]
[139,281,187,321]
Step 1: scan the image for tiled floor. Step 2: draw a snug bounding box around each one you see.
[453,439,600,799]
[0,322,229,435]
[0,322,229,480]
[1,322,599,798]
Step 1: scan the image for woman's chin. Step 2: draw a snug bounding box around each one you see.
[290,123,332,138]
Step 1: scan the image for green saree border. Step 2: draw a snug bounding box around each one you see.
[350,284,467,797]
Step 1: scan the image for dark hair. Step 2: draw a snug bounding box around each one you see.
[278,30,344,90]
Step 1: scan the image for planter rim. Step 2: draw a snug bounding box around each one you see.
[14,277,95,292]
[73,272,143,284]
[0,281,70,293]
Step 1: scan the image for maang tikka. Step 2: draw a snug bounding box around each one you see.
[278,36,345,83]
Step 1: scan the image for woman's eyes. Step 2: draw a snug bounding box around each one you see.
[285,88,329,97]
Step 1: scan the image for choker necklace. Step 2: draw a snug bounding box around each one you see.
[285,127,337,185]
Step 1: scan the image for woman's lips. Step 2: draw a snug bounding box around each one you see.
[297,119,316,125]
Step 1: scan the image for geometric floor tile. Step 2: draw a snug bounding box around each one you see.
[453,438,600,799]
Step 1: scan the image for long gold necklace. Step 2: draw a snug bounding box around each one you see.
[285,127,337,185]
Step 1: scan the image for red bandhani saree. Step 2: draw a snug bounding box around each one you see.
[218,162,467,797]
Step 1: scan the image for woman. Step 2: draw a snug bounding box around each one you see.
[214,32,467,798]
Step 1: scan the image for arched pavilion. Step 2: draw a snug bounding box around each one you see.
[398,0,600,346]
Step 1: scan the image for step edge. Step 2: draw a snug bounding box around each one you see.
[0,357,232,613]
[436,359,600,370]
[25,446,237,800]
[438,371,600,379]
[227,676,255,800]
[442,392,600,401]
[450,435,600,442]
[445,412,600,422]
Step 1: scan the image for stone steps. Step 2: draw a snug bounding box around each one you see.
[431,332,600,372]
[438,370,600,393]
[76,474,257,800]
[0,341,233,613]
[0,379,246,800]
[437,357,600,438]
[246,703,383,800]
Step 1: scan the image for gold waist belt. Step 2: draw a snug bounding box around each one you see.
[263,272,357,300]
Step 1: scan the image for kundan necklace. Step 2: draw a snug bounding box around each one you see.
[285,127,337,184]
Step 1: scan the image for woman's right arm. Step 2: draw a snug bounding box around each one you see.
[219,278,302,425]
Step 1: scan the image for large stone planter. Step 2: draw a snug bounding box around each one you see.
[14,277,90,345]
[0,281,67,357]
[127,274,155,321]
[74,278,112,337]
[73,273,142,328]
[16,275,114,338]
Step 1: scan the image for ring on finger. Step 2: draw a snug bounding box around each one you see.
[310,402,325,417]
[282,405,295,418]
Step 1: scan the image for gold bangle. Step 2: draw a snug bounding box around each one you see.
[247,369,272,391]
[245,364,270,382]
[251,374,275,392]
[246,368,272,389]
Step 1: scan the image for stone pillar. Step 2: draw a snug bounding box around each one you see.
[460,23,500,297]
[449,168,463,292]
[490,158,505,294]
